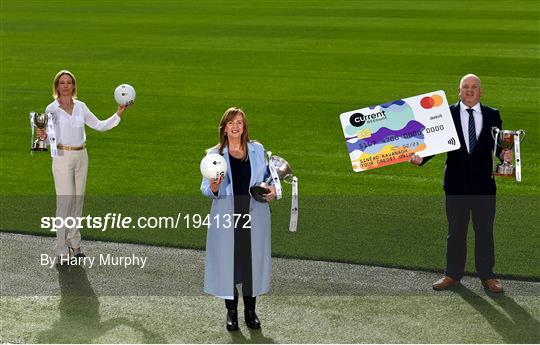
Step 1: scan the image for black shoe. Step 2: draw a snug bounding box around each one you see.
[65,253,86,266]
[69,247,85,258]
[226,310,239,331]
[56,255,70,266]
[244,310,261,329]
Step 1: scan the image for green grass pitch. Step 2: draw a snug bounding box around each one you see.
[1,0,539,280]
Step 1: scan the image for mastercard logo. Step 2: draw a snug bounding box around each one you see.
[420,94,443,109]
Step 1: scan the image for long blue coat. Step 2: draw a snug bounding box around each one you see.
[201,141,272,299]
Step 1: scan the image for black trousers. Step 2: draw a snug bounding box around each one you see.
[444,195,496,281]
[225,286,256,311]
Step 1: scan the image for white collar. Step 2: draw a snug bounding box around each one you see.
[51,97,77,109]
[460,101,481,113]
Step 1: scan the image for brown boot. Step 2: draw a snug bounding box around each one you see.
[482,279,503,293]
[432,276,459,290]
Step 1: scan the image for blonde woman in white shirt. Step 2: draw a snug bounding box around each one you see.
[37,70,128,263]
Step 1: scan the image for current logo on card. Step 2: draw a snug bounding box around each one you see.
[339,90,461,172]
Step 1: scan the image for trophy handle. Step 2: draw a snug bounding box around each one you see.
[517,129,526,143]
[491,126,500,141]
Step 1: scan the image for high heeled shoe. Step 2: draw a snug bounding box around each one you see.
[56,254,70,266]
[69,247,86,260]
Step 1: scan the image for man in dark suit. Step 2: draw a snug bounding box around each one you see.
[410,74,512,293]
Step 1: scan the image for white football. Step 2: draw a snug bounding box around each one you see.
[200,154,227,180]
[114,84,136,106]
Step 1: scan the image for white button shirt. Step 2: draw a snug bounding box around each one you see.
[459,101,482,153]
[45,99,120,146]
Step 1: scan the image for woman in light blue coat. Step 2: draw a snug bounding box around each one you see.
[201,107,276,331]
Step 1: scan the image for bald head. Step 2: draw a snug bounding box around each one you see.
[459,73,482,108]
[460,73,481,88]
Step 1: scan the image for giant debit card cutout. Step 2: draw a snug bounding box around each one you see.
[340,90,461,172]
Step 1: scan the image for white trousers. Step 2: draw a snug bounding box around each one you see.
[52,149,88,256]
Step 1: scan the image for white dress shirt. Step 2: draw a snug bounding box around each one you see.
[459,101,482,153]
[45,99,120,146]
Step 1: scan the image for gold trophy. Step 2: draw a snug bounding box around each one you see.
[491,127,525,181]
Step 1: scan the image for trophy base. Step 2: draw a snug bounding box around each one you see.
[494,164,514,176]
[32,139,48,151]
[494,172,515,178]
[250,184,270,203]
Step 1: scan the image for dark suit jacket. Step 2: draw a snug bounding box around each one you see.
[422,101,502,195]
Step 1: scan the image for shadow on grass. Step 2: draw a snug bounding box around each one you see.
[453,285,540,343]
[228,327,275,344]
[35,265,167,344]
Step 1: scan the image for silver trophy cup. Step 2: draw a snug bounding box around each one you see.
[250,153,294,203]
[31,112,49,151]
[491,127,525,177]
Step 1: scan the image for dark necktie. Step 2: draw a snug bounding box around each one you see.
[466,108,477,152]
